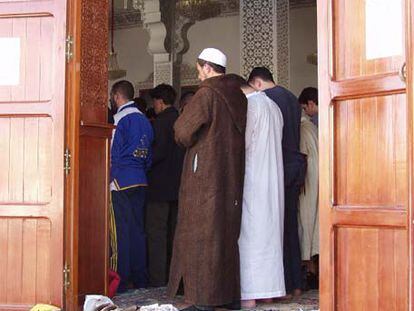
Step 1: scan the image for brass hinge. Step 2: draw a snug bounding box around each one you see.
[65,35,74,63]
[64,148,71,176]
[63,262,71,291]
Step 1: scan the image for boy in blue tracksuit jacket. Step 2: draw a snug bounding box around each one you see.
[110,80,154,292]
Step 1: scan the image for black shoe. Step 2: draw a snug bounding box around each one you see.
[182,305,214,311]
[307,271,318,290]
[219,301,241,310]
[116,284,128,294]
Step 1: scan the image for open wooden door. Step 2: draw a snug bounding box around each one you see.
[65,0,111,309]
[318,0,411,309]
[0,0,67,309]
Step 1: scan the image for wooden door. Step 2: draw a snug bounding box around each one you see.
[65,0,111,309]
[318,0,411,309]
[0,0,67,309]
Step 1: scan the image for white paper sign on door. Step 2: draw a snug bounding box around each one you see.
[0,37,20,86]
[366,0,403,60]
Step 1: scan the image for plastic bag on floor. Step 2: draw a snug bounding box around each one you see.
[30,304,60,311]
[140,304,178,311]
[84,295,119,311]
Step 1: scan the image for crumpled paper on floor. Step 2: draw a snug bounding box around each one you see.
[139,303,178,311]
[84,295,120,311]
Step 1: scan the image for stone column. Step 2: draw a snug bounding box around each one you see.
[171,15,194,97]
[142,0,173,86]
[153,54,173,86]
[142,0,194,93]
[240,0,289,87]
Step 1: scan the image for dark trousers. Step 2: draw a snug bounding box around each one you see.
[283,186,302,293]
[146,201,178,287]
[112,187,148,291]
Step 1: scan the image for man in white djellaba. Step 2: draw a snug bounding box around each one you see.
[298,109,319,277]
[228,74,285,308]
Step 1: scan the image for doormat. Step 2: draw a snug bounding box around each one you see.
[113,288,319,311]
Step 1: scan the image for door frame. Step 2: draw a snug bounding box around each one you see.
[64,0,111,309]
[64,0,81,309]
[407,0,414,309]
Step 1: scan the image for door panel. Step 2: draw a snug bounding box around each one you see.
[0,219,52,304]
[335,227,407,310]
[0,0,66,309]
[0,15,53,102]
[333,94,407,207]
[0,117,52,204]
[333,0,405,79]
[318,0,409,309]
[78,132,111,299]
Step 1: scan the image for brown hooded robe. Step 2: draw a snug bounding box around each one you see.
[167,75,247,306]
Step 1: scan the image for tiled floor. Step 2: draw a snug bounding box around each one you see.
[113,287,319,311]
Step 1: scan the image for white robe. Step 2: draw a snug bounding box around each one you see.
[238,91,285,300]
[298,113,319,260]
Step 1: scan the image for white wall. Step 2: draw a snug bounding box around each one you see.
[184,15,241,75]
[111,8,318,96]
[111,26,153,91]
[112,15,240,90]
[289,6,318,96]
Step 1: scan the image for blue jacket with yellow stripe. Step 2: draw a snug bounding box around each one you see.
[110,101,154,190]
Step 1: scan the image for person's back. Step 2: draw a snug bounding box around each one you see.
[147,107,183,200]
[147,84,184,203]
[170,74,247,306]
[248,67,304,296]
[111,110,153,188]
[109,80,154,293]
[168,49,247,310]
[298,113,319,263]
[174,76,246,192]
[264,85,301,154]
[146,84,184,287]
[239,90,285,307]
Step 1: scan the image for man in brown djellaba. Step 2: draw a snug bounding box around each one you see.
[167,48,247,311]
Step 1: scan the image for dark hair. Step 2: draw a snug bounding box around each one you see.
[146,107,157,120]
[133,97,147,113]
[298,87,318,105]
[180,91,195,110]
[180,91,195,102]
[149,84,177,106]
[225,74,250,88]
[197,59,226,74]
[111,80,135,100]
[247,67,275,84]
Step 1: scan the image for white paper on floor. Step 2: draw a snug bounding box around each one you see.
[140,304,178,311]
[84,295,120,311]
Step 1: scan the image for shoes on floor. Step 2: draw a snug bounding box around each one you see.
[220,301,241,310]
[181,301,241,311]
[181,305,214,311]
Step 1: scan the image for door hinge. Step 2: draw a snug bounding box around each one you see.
[64,148,71,176]
[63,262,71,291]
[65,35,74,63]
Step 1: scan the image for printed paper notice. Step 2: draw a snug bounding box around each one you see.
[0,38,20,86]
[366,0,403,60]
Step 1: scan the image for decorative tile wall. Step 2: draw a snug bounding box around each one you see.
[276,0,290,87]
[154,61,173,86]
[240,0,290,87]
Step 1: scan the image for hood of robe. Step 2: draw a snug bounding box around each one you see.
[199,75,247,134]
